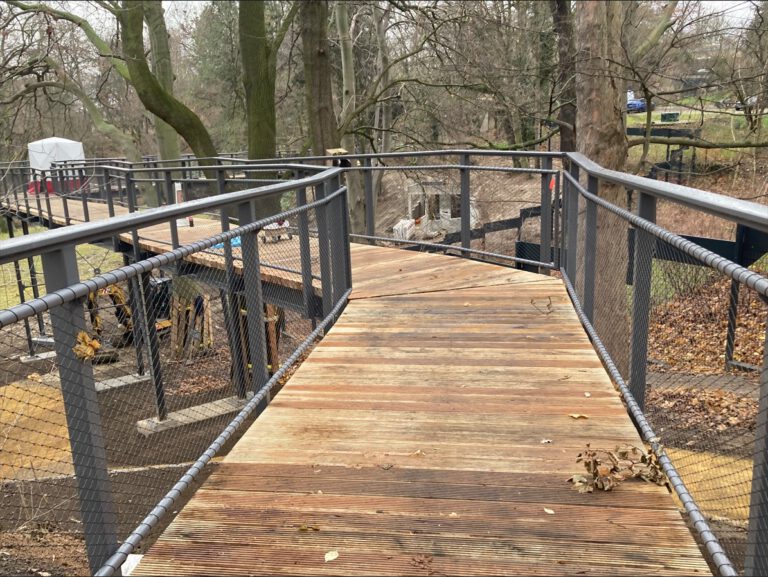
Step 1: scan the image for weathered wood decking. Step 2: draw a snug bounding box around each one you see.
[131,246,710,576]
[3,196,710,574]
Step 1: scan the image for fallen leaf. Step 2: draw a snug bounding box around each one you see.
[543,508,555,515]
[541,439,553,444]
[448,512,459,518]
[73,331,101,361]
[27,373,42,382]
[298,524,320,532]
[324,550,339,563]
[409,449,426,457]
[584,392,591,398]
[463,302,471,307]
[569,414,589,419]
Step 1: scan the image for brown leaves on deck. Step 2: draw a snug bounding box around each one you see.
[73,331,101,361]
[569,444,666,493]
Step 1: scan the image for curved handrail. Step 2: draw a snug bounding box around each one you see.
[0,166,343,265]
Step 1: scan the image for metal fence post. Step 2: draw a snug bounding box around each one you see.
[628,192,656,410]
[725,224,747,368]
[539,157,553,274]
[238,202,271,402]
[218,170,247,399]
[460,153,471,253]
[745,325,768,576]
[41,245,120,575]
[583,175,598,322]
[295,172,318,322]
[328,174,346,304]
[566,163,579,278]
[314,180,334,318]
[363,157,375,237]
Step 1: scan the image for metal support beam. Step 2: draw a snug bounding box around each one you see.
[725,224,747,367]
[41,246,120,575]
[566,163,579,278]
[296,173,318,322]
[539,158,553,275]
[745,324,768,576]
[238,202,271,403]
[363,157,375,237]
[314,181,333,319]
[628,192,657,411]
[460,153,471,252]
[583,175,598,322]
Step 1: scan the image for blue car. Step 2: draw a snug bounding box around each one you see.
[626,98,650,113]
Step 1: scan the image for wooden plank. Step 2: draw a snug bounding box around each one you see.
[133,245,710,576]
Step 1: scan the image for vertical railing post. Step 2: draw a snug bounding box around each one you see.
[554,171,562,269]
[628,192,656,410]
[218,170,247,400]
[746,325,768,576]
[460,153,471,253]
[725,224,747,368]
[296,171,318,321]
[43,171,54,229]
[41,246,120,575]
[565,162,579,278]
[6,215,35,357]
[583,175,598,322]
[238,201,270,407]
[363,156,375,237]
[539,157,553,274]
[315,180,334,319]
[164,170,179,250]
[328,173,345,305]
[80,166,90,222]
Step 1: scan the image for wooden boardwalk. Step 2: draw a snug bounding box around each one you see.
[3,196,710,574]
[132,246,710,576]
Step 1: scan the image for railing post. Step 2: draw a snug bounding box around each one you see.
[363,157,375,237]
[565,163,579,278]
[314,180,334,319]
[296,172,318,321]
[164,170,179,250]
[460,153,471,253]
[41,245,120,575]
[583,175,598,322]
[43,172,54,229]
[539,157,553,274]
[218,170,247,400]
[745,325,768,576]
[628,192,656,410]
[6,215,35,357]
[725,224,747,368]
[80,166,90,222]
[238,201,271,402]
[554,171,562,269]
[328,174,346,305]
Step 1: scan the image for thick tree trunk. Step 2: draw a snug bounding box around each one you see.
[575,0,630,377]
[239,0,281,217]
[144,0,182,165]
[301,1,340,156]
[120,2,218,163]
[551,0,577,152]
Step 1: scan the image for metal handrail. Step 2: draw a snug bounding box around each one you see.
[567,152,768,233]
[0,166,343,264]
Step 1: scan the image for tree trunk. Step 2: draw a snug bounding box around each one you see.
[120,2,218,163]
[239,0,281,217]
[336,1,364,233]
[550,0,577,152]
[144,0,182,165]
[372,1,392,220]
[301,1,340,157]
[575,0,630,377]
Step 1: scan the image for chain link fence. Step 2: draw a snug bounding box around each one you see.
[0,163,350,575]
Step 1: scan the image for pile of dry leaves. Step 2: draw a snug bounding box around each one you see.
[569,444,666,493]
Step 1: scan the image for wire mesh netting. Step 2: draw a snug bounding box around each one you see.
[0,166,347,575]
[642,236,767,573]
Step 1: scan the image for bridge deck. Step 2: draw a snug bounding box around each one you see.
[132,246,710,576]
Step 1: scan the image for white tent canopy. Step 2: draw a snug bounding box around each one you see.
[27,137,85,172]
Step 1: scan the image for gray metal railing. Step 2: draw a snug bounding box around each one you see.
[1,149,767,575]
[0,164,350,574]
